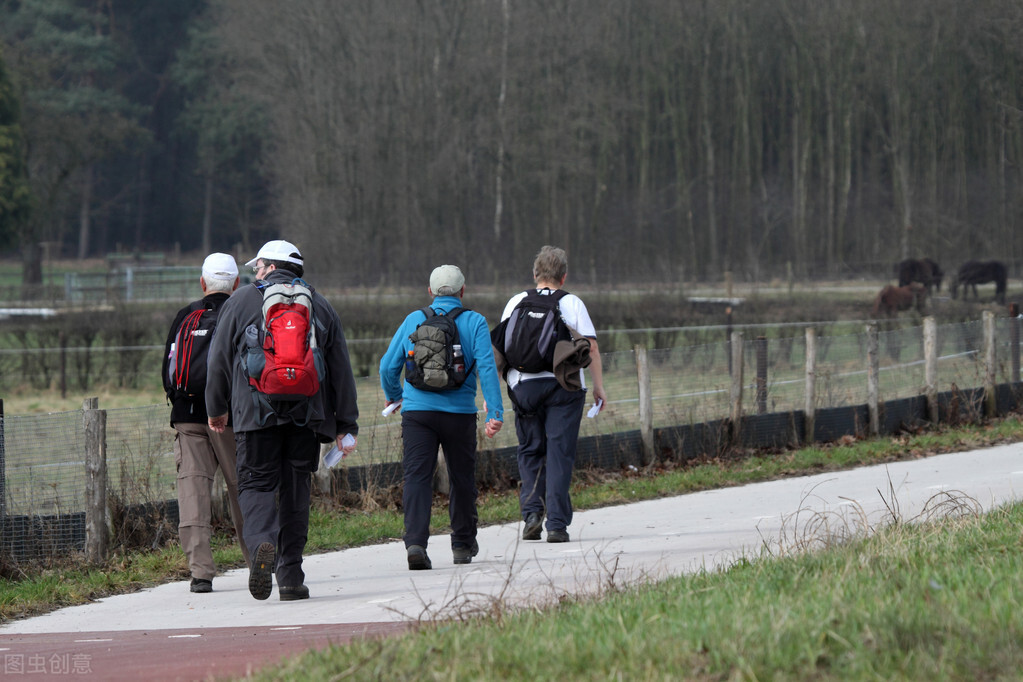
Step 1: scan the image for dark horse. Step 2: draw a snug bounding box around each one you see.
[896,258,943,292]
[873,282,927,316]
[951,260,1007,304]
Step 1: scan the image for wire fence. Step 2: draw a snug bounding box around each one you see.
[1,316,1018,563]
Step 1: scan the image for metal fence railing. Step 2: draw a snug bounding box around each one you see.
[1,315,1019,562]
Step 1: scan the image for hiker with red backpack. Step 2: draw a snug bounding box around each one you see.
[162,252,250,594]
[205,240,359,601]
[379,264,504,570]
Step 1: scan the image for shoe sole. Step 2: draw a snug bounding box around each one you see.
[546,532,570,543]
[279,590,309,601]
[249,542,275,600]
[522,518,542,541]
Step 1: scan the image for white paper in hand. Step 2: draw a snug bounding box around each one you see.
[382,401,402,417]
[586,399,603,419]
[324,434,356,468]
[323,445,343,468]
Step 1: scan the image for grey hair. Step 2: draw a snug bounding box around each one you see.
[204,276,235,294]
[532,245,568,284]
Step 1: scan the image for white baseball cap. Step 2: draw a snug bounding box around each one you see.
[201,253,239,281]
[429,264,465,295]
[244,240,304,268]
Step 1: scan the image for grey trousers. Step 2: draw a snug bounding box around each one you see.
[174,422,250,580]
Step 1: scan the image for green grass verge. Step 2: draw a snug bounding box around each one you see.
[253,501,1023,681]
[2,416,1022,629]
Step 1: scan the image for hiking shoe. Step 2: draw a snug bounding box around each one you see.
[546,529,570,543]
[249,542,275,600]
[189,578,213,594]
[279,584,310,601]
[452,540,479,565]
[407,545,432,570]
[522,512,543,541]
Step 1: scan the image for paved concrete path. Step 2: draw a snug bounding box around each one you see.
[1,444,1021,679]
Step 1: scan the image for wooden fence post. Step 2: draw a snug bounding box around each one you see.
[804,328,816,443]
[730,331,744,441]
[59,330,67,400]
[755,336,768,414]
[866,324,880,436]
[984,310,997,417]
[725,307,734,376]
[434,450,450,495]
[0,399,5,531]
[1010,303,1020,383]
[83,397,109,564]
[636,345,655,466]
[923,317,938,424]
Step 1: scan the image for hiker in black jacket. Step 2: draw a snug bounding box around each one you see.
[205,240,359,602]
[162,252,249,594]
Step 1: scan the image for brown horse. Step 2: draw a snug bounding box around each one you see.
[873,282,926,316]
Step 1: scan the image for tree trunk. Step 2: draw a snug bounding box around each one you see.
[77,164,94,260]
[202,172,214,255]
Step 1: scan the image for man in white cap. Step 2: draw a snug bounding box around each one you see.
[379,264,504,570]
[162,252,249,593]
[205,239,359,601]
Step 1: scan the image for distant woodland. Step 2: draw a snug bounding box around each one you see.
[1,0,1021,286]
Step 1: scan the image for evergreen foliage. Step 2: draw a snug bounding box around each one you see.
[0,45,31,250]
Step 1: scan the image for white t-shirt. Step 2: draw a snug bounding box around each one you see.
[500,288,596,388]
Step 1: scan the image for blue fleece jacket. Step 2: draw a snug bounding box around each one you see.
[379,296,504,422]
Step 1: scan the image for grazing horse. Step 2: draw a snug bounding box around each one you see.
[873,282,927,316]
[896,258,943,292]
[951,260,1007,304]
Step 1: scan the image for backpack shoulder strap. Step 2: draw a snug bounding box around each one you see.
[447,307,468,319]
[420,307,435,320]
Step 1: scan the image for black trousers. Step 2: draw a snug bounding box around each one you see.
[401,411,478,549]
[236,423,319,586]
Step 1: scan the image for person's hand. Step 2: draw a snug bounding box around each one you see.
[339,433,358,454]
[208,414,228,433]
[593,387,608,414]
[484,419,502,438]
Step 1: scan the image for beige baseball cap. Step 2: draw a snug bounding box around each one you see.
[430,265,465,295]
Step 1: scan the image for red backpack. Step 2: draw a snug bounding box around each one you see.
[167,303,219,399]
[244,279,325,424]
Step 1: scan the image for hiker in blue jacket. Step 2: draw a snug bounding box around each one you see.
[379,264,504,570]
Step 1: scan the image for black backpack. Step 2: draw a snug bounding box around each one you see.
[405,307,476,391]
[167,303,219,399]
[492,288,571,373]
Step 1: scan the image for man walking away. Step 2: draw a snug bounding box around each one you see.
[498,246,607,543]
[206,240,359,601]
[162,252,249,593]
[379,264,504,570]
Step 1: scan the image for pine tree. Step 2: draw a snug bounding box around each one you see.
[0,46,32,253]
